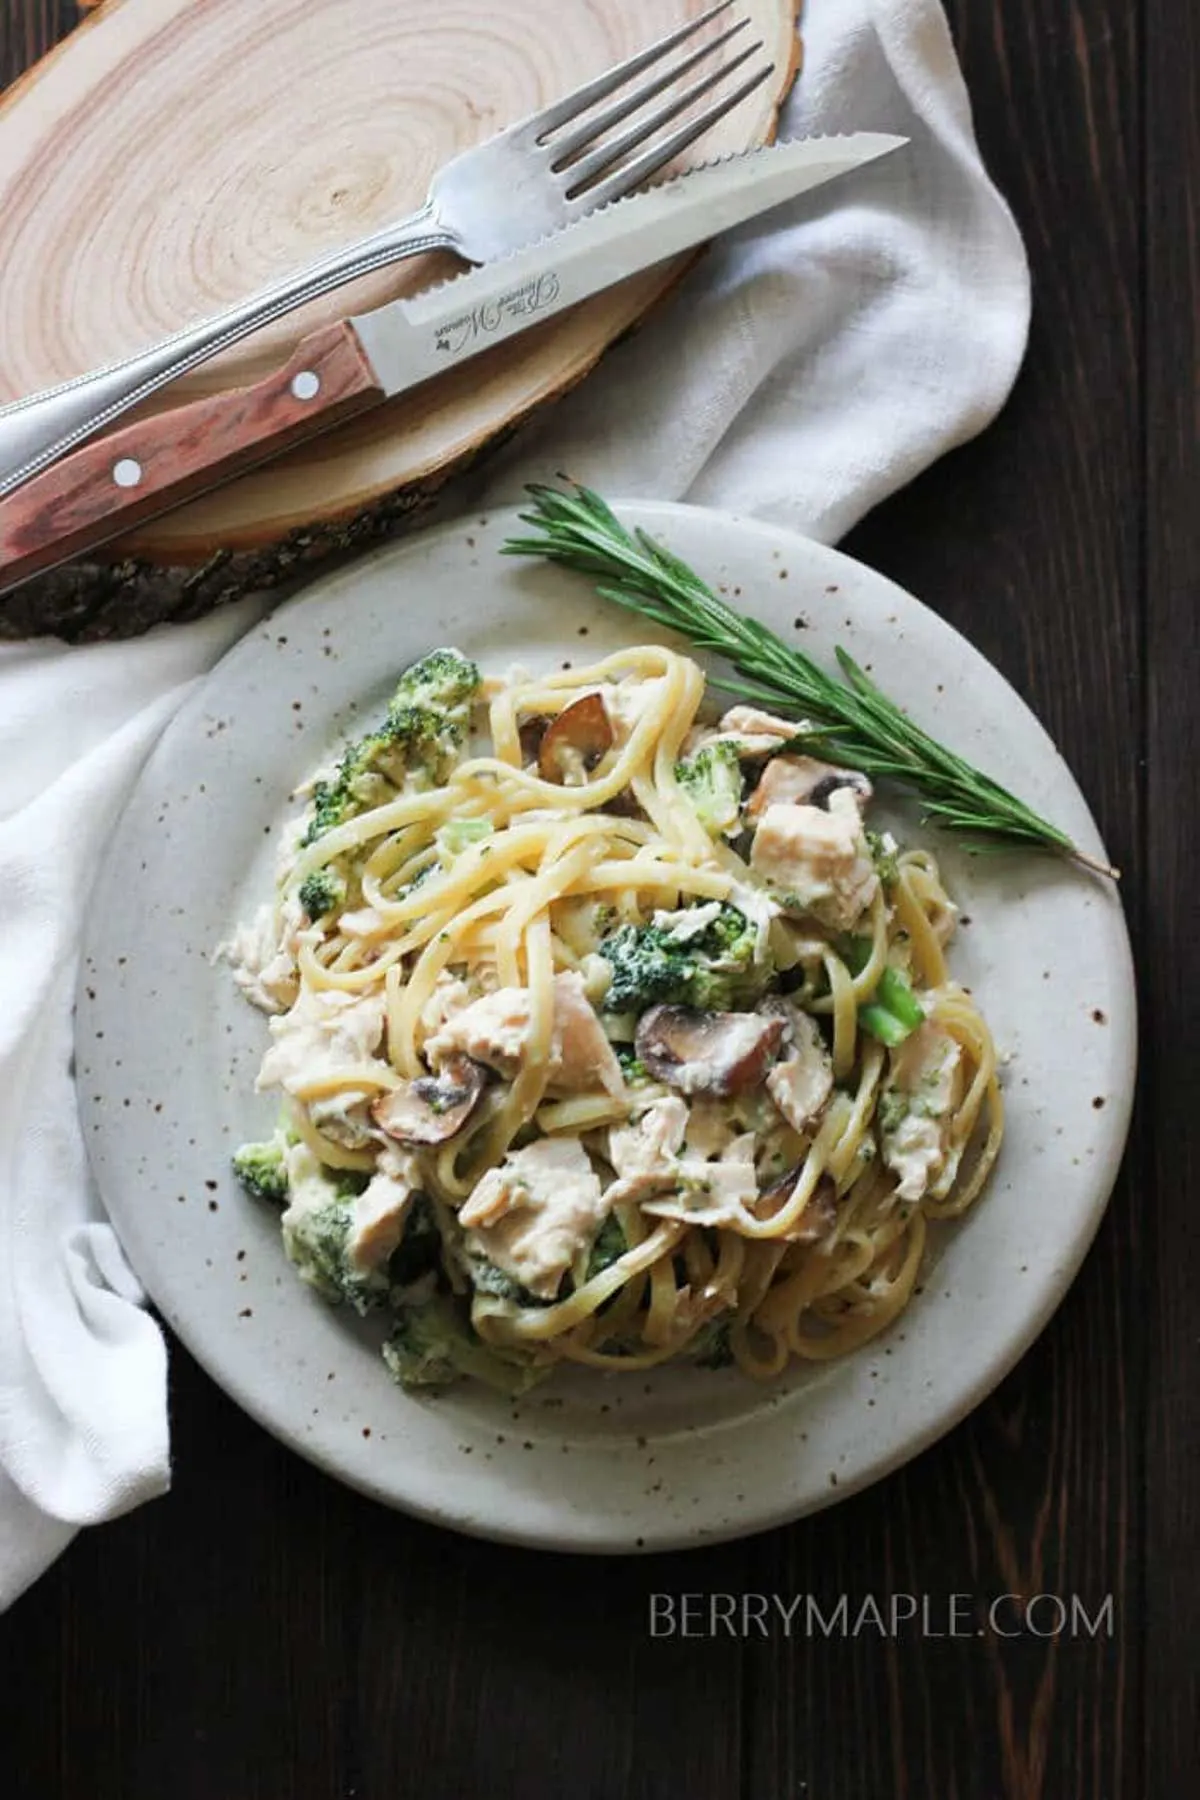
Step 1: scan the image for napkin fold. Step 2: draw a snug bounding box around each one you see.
[0,0,1030,1609]
[483,0,1030,535]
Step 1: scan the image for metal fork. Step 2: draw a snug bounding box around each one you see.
[0,2,772,500]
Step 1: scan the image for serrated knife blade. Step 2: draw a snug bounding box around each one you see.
[353,133,905,391]
[0,133,905,592]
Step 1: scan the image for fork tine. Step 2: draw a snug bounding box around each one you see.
[548,18,750,165]
[524,0,736,139]
[560,41,764,194]
[564,61,775,213]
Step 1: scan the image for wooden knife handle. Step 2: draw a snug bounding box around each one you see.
[0,322,384,590]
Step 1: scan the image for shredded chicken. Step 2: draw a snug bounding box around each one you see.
[417,972,473,1050]
[725,879,781,961]
[608,1098,689,1187]
[750,789,879,931]
[219,895,310,1014]
[605,1104,761,1228]
[879,1023,965,1201]
[747,754,871,819]
[765,1001,834,1132]
[640,1133,760,1228]
[709,704,810,757]
[338,903,393,939]
[345,1144,421,1274]
[684,1098,740,1159]
[257,987,387,1095]
[426,972,626,1097]
[651,901,725,943]
[461,1137,606,1299]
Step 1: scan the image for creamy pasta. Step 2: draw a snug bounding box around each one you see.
[222,643,1002,1394]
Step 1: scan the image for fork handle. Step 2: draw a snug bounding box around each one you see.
[0,202,449,501]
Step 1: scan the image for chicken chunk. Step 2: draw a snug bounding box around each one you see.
[764,1001,833,1132]
[607,1097,689,1191]
[257,987,387,1095]
[425,972,625,1098]
[640,1133,760,1228]
[604,1100,761,1229]
[551,971,627,1096]
[219,894,311,1014]
[711,705,807,758]
[746,754,872,819]
[878,1022,965,1201]
[750,789,879,931]
[417,971,473,1050]
[460,1137,606,1300]
[346,1145,422,1274]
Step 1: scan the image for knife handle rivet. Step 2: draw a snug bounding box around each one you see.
[112,457,143,489]
[290,371,321,402]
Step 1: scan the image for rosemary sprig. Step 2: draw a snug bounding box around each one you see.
[502,482,1116,878]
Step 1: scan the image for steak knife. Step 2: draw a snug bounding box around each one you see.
[0,133,903,593]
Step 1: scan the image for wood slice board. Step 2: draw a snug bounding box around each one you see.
[0,0,801,567]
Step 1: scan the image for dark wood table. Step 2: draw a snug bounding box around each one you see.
[2,4,1195,1796]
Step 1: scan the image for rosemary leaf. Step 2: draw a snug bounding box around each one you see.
[502,482,1116,878]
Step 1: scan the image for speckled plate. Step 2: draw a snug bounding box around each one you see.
[76,504,1136,1552]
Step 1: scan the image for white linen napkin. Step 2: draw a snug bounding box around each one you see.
[0,0,1029,1608]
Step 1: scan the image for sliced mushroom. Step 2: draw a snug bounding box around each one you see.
[603,787,648,821]
[518,714,550,765]
[371,1055,488,1146]
[757,1169,838,1242]
[538,692,614,785]
[808,770,872,810]
[747,753,873,819]
[635,1005,785,1098]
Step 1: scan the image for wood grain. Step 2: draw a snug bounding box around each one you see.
[1143,0,1200,1785]
[2,2,1196,1799]
[0,0,798,561]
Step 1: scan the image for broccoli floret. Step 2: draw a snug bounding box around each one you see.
[301,736,392,847]
[865,828,900,886]
[465,1251,554,1307]
[675,740,744,835]
[301,649,481,848]
[691,1318,735,1370]
[876,1088,910,1135]
[600,921,694,1012]
[701,904,756,960]
[689,907,775,1011]
[374,704,460,788]
[388,1192,442,1288]
[390,646,481,716]
[283,1197,391,1315]
[383,1298,462,1390]
[280,1153,384,1316]
[231,1133,290,1205]
[435,817,492,858]
[600,904,774,1014]
[383,1294,548,1396]
[614,1046,651,1085]
[297,867,347,921]
[585,1211,628,1282]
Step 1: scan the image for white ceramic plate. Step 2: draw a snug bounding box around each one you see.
[77,504,1136,1552]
